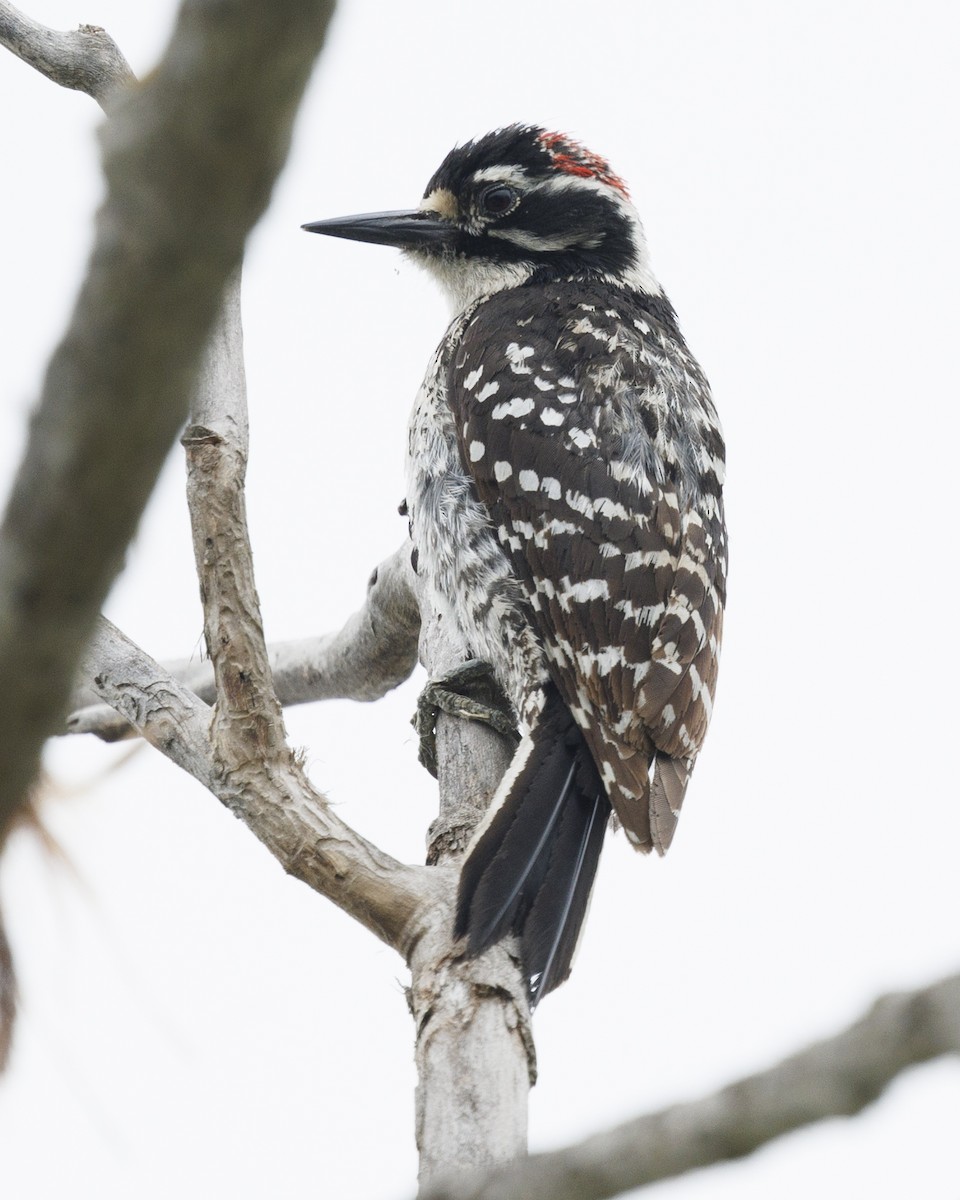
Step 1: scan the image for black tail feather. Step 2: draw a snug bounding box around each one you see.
[464,758,577,951]
[454,688,611,1006]
[523,787,607,1004]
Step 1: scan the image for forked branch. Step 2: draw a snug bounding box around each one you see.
[0,0,338,899]
[0,0,336,1063]
[84,613,435,950]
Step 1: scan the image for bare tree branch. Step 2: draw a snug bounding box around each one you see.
[177,272,436,947]
[80,616,217,785]
[181,271,290,756]
[83,612,435,953]
[184,264,408,768]
[0,0,336,883]
[0,0,138,1072]
[0,0,336,1067]
[0,1,133,110]
[65,542,420,740]
[418,972,960,1200]
[77,237,433,957]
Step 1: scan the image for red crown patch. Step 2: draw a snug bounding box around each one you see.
[538,131,629,197]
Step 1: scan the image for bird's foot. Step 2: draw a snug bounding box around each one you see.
[413,659,519,777]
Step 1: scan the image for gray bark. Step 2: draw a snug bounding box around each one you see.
[0,2,133,107]
[82,613,433,949]
[418,972,960,1200]
[0,0,337,1070]
[411,606,533,1185]
[65,542,421,741]
[0,0,337,889]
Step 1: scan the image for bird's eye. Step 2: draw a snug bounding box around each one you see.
[481,184,519,217]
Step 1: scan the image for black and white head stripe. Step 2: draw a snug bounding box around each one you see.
[416,125,654,287]
[423,125,629,201]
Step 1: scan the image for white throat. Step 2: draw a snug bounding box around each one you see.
[408,251,536,316]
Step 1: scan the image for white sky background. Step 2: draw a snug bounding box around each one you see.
[1,1,959,1196]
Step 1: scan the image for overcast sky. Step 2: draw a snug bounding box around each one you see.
[1,2,959,1197]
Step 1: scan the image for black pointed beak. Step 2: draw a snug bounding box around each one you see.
[301,209,457,250]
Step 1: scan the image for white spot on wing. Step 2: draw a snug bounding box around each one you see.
[575,646,624,677]
[568,427,596,449]
[476,381,500,402]
[492,397,535,420]
[558,578,610,611]
[625,548,676,570]
[505,343,535,375]
[566,579,610,602]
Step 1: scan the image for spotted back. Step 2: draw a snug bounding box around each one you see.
[447,278,726,850]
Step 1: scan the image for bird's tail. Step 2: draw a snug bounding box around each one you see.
[454,687,610,1007]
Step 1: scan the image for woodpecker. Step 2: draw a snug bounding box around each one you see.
[304,126,726,1006]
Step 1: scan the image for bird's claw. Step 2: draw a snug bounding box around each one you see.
[413,659,519,777]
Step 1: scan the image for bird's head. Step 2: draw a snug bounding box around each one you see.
[303,125,660,311]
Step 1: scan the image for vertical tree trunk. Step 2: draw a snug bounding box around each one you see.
[410,606,535,1185]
